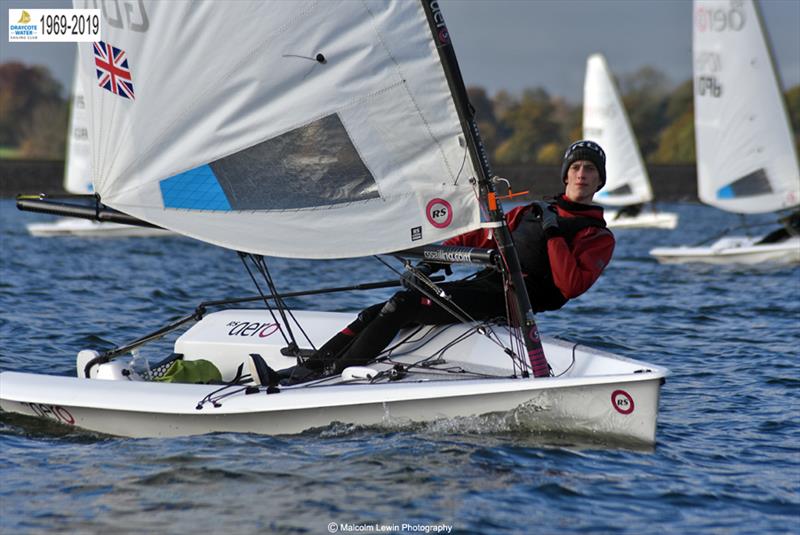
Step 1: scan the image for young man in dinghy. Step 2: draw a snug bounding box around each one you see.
[252,140,615,385]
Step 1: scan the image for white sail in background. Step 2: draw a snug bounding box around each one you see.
[74,0,480,259]
[63,54,92,195]
[583,53,653,207]
[693,0,800,214]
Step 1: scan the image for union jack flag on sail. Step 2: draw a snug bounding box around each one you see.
[93,41,135,100]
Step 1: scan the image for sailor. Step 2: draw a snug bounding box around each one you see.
[269,140,615,384]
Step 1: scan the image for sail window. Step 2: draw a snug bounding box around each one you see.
[717,168,773,199]
[160,114,379,212]
[212,114,378,210]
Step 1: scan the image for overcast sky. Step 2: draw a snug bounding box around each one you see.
[2,0,799,103]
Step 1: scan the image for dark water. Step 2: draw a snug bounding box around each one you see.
[1,199,798,534]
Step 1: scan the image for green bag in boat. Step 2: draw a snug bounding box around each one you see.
[153,359,222,384]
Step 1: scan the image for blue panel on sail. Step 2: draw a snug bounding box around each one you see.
[717,186,735,199]
[716,168,771,200]
[160,165,232,211]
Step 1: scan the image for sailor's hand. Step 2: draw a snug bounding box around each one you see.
[532,200,559,230]
[400,262,437,289]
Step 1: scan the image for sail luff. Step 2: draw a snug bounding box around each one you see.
[420,0,548,377]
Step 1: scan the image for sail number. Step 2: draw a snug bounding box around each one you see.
[697,76,722,98]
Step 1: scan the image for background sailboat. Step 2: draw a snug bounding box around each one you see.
[651,0,799,264]
[25,56,171,238]
[583,53,678,230]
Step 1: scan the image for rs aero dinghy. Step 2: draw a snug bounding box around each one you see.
[582,54,678,230]
[1,0,667,446]
[650,0,800,264]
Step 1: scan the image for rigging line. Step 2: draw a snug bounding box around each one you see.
[256,256,317,351]
[376,256,476,326]
[380,324,513,379]
[427,323,523,375]
[253,255,298,346]
[237,252,292,347]
[379,257,525,371]
[283,373,344,389]
[553,343,578,378]
[452,140,469,186]
[375,324,428,360]
[404,327,480,367]
[196,366,250,409]
[368,268,519,368]
[500,271,528,377]
[379,322,468,362]
[203,385,253,407]
[370,361,509,381]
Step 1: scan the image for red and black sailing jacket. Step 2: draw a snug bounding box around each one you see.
[443,194,615,311]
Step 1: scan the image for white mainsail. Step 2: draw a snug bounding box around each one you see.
[693,0,800,214]
[74,0,480,258]
[63,54,92,195]
[583,53,653,207]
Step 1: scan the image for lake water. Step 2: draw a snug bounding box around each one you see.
[1,199,798,534]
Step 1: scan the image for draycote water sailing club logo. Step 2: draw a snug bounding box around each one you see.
[8,10,36,40]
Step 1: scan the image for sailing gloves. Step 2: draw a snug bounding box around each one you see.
[532,201,559,231]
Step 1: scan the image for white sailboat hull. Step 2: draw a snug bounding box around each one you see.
[0,373,662,444]
[26,218,171,238]
[0,310,667,446]
[650,235,800,264]
[605,211,679,230]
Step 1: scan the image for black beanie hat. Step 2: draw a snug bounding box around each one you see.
[560,140,607,191]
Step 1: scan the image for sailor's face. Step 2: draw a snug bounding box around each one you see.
[565,160,600,204]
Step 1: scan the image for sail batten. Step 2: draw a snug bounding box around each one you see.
[693,0,800,214]
[75,0,480,258]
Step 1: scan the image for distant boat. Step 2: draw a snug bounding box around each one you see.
[651,0,799,264]
[25,56,170,238]
[582,53,678,230]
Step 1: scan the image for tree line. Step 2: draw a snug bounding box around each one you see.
[470,66,800,166]
[1,61,798,163]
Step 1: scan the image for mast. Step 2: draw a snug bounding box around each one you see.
[420,0,549,377]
